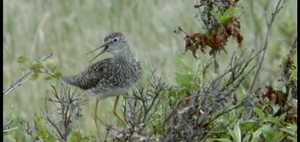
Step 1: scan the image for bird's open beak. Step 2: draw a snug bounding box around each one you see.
[86,41,111,62]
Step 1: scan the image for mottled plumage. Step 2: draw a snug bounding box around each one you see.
[61,55,141,100]
[61,32,141,136]
[62,32,141,100]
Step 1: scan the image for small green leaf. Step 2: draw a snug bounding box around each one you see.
[220,7,238,24]
[291,70,297,80]
[68,129,82,142]
[243,135,251,142]
[292,99,297,107]
[37,130,48,138]
[220,15,232,24]
[47,134,56,142]
[237,87,248,104]
[224,7,238,17]
[205,33,212,41]
[44,76,58,85]
[20,63,29,70]
[25,134,35,141]
[271,105,280,115]
[31,60,44,69]
[251,128,262,142]
[262,125,275,141]
[44,59,56,71]
[176,57,193,73]
[17,56,31,70]
[82,136,92,142]
[233,120,241,142]
[175,72,191,86]
[280,123,297,135]
[254,107,265,119]
[4,135,16,142]
[44,76,52,80]
[287,136,297,142]
[36,117,47,130]
[214,138,232,142]
[228,120,241,142]
[263,117,281,125]
[17,56,28,63]
[48,77,58,86]
[73,129,81,138]
[31,73,39,81]
[15,130,26,141]
[54,72,62,78]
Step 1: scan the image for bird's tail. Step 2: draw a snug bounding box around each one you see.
[61,76,78,86]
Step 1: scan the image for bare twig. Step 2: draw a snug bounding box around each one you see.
[3,120,13,129]
[3,120,18,134]
[42,84,85,141]
[249,0,288,93]
[3,105,18,134]
[3,127,19,134]
[213,54,219,74]
[3,53,53,96]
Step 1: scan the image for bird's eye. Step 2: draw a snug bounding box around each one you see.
[113,38,119,42]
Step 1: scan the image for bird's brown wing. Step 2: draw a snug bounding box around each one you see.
[61,58,111,90]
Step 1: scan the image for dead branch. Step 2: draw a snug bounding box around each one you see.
[249,0,288,93]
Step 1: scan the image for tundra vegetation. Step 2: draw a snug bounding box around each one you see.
[4,0,297,141]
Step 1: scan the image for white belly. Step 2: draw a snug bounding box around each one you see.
[86,87,130,101]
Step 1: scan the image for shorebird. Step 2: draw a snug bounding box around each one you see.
[61,32,142,137]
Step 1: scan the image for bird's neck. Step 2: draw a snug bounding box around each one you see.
[112,49,134,61]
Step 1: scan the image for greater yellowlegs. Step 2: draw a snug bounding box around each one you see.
[61,32,142,137]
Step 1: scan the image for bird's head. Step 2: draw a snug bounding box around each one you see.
[87,32,129,62]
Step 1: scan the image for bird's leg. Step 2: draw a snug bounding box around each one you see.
[113,96,128,126]
[93,101,101,138]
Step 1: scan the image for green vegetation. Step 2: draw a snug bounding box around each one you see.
[4,0,297,141]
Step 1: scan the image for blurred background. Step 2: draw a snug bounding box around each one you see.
[4,0,297,136]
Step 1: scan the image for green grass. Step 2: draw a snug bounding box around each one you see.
[4,0,297,139]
